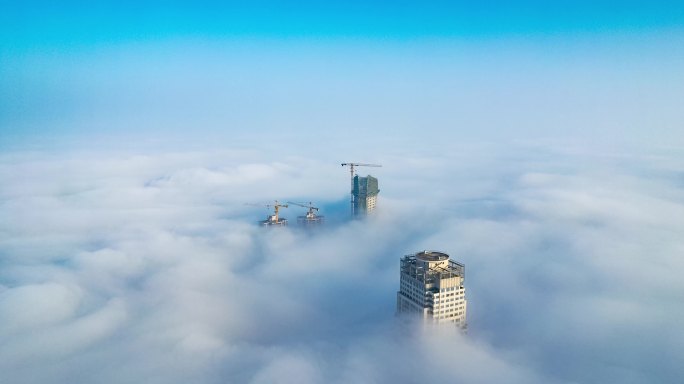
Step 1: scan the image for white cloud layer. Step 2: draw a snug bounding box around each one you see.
[1,142,683,383]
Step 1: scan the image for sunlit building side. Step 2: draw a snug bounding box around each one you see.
[397,250,467,328]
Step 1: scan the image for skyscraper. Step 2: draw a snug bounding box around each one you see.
[352,174,379,216]
[396,250,467,328]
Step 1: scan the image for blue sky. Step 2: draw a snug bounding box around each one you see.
[3,1,684,44]
[2,1,684,149]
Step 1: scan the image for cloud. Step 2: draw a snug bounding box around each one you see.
[0,283,82,333]
[0,142,682,383]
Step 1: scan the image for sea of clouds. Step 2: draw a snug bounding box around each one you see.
[1,140,683,383]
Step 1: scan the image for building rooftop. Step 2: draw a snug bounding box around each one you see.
[400,252,465,284]
[416,250,449,262]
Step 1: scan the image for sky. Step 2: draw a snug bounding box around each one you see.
[2,1,684,148]
[1,2,684,383]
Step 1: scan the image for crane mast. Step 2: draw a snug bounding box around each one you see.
[267,200,288,223]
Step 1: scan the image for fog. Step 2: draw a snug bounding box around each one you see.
[1,140,682,383]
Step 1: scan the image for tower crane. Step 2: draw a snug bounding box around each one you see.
[287,201,322,223]
[341,162,382,216]
[246,200,289,226]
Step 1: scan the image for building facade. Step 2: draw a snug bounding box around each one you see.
[352,174,379,216]
[396,250,467,328]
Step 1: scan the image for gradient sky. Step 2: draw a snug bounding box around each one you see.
[2,1,684,150]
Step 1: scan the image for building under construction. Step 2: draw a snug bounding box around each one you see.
[258,201,288,226]
[353,175,379,217]
[288,201,324,226]
[396,251,467,328]
[341,163,381,217]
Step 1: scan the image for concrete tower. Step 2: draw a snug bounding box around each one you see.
[352,174,379,216]
[396,251,467,328]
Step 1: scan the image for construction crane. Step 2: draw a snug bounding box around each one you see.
[287,201,323,224]
[246,200,289,226]
[341,162,382,216]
